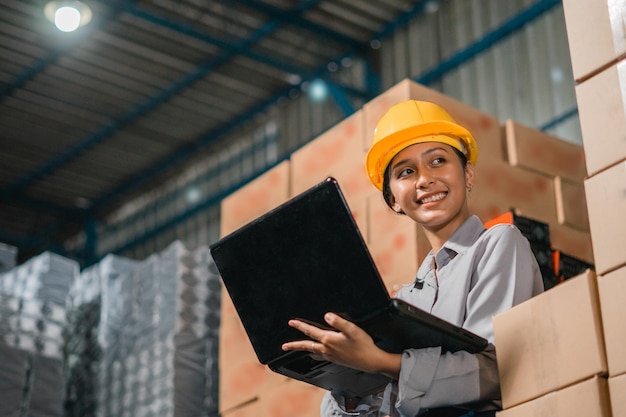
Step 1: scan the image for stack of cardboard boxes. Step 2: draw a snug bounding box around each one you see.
[494,269,610,416]
[216,78,593,417]
[492,1,626,416]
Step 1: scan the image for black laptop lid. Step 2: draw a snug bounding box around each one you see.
[211,177,391,364]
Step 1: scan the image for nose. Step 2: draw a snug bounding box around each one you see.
[415,168,434,189]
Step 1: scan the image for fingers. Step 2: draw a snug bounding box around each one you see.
[282,315,342,355]
[287,313,355,341]
[323,312,353,331]
[281,319,321,353]
[281,339,324,357]
[287,319,325,340]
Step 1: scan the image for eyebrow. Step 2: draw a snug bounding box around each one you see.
[391,146,449,169]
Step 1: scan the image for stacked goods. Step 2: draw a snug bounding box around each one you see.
[64,254,138,417]
[160,242,221,417]
[561,0,626,415]
[598,268,626,416]
[217,79,593,417]
[0,252,79,417]
[93,240,221,417]
[492,267,626,416]
[0,241,17,273]
[562,0,626,276]
[493,270,609,416]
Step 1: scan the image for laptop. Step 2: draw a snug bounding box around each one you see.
[210,177,488,398]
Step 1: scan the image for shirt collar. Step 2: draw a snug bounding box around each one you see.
[415,215,486,281]
[443,215,486,256]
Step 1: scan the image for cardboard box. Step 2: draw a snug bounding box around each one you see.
[504,120,587,182]
[598,266,626,376]
[496,376,610,417]
[255,379,326,417]
[549,223,594,265]
[290,110,373,208]
[469,158,558,227]
[218,309,288,413]
[221,379,325,417]
[575,59,626,177]
[584,161,626,275]
[493,270,607,409]
[220,397,259,417]
[608,373,626,417]
[220,161,290,237]
[554,177,590,232]
[562,0,626,82]
[366,193,423,296]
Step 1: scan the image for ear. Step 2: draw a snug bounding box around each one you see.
[465,162,476,189]
[387,192,401,213]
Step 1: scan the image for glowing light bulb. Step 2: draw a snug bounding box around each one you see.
[55,6,81,32]
[44,1,93,32]
[307,79,329,103]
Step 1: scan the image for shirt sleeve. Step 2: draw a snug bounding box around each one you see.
[393,225,543,416]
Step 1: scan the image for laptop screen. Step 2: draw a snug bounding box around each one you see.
[211,178,392,364]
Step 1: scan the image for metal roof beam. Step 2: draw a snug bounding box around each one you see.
[230,0,364,49]
[373,0,437,41]
[127,6,369,98]
[539,106,578,131]
[328,81,356,117]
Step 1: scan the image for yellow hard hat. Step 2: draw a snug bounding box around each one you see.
[366,100,478,190]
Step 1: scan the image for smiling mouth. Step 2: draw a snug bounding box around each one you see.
[418,192,447,204]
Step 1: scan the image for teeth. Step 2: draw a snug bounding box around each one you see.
[420,192,446,204]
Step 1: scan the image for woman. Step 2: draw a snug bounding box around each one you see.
[282,100,544,417]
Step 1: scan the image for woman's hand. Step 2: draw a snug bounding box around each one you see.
[281,312,402,380]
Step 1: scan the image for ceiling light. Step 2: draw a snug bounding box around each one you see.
[185,187,202,204]
[306,79,329,103]
[44,1,92,32]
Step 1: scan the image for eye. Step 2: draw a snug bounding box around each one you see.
[397,167,414,178]
[431,157,446,166]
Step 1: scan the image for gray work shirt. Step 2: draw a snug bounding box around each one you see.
[321,215,544,417]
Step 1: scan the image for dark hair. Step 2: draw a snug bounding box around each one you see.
[382,146,468,212]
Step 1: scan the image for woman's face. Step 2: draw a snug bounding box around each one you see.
[387,142,474,234]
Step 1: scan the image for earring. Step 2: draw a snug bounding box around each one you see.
[466,184,472,193]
